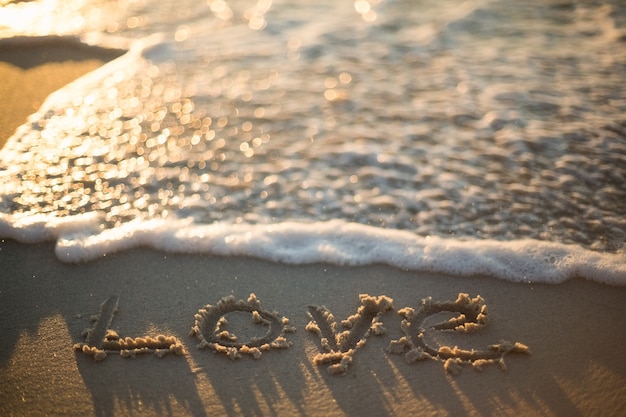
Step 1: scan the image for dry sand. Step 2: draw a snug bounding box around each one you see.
[0,36,123,148]
[0,239,625,417]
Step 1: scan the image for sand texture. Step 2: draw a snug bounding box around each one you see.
[1,240,625,416]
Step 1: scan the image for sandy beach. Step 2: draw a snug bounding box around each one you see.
[0,239,625,416]
[1,24,625,417]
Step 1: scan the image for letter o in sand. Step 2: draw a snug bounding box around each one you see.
[190,294,295,360]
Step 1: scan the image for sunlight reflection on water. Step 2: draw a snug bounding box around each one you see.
[0,0,625,254]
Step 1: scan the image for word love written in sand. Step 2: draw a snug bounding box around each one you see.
[75,293,529,375]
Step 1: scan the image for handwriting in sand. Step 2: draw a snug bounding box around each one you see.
[75,293,529,375]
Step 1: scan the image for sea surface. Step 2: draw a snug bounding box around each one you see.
[0,0,625,284]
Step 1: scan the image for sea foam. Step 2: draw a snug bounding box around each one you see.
[26,216,622,285]
[1,2,625,287]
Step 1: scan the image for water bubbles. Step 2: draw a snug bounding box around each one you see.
[253,107,265,118]
[354,0,380,22]
[207,0,232,20]
[126,16,143,30]
[339,72,352,85]
[323,72,352,102]
[354,0,371,15]
[174,24,190,42]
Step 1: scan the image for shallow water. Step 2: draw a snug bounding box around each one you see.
[0,0,625,283]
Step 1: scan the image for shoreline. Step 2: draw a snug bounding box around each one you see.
[0,35,124,148]
[1,239,625,416]
[1,26,625,417]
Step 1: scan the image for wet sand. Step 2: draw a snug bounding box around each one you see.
[0,239,625,416]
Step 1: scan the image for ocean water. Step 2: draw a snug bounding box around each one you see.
[0,0,624,284]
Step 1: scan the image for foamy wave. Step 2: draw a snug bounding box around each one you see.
[0,212,101,243]
[37,217,625,286]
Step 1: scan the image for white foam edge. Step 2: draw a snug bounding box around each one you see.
[28,216,624,285]
[0,212,101,243]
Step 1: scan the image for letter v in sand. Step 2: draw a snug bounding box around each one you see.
[307,294,394,375]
